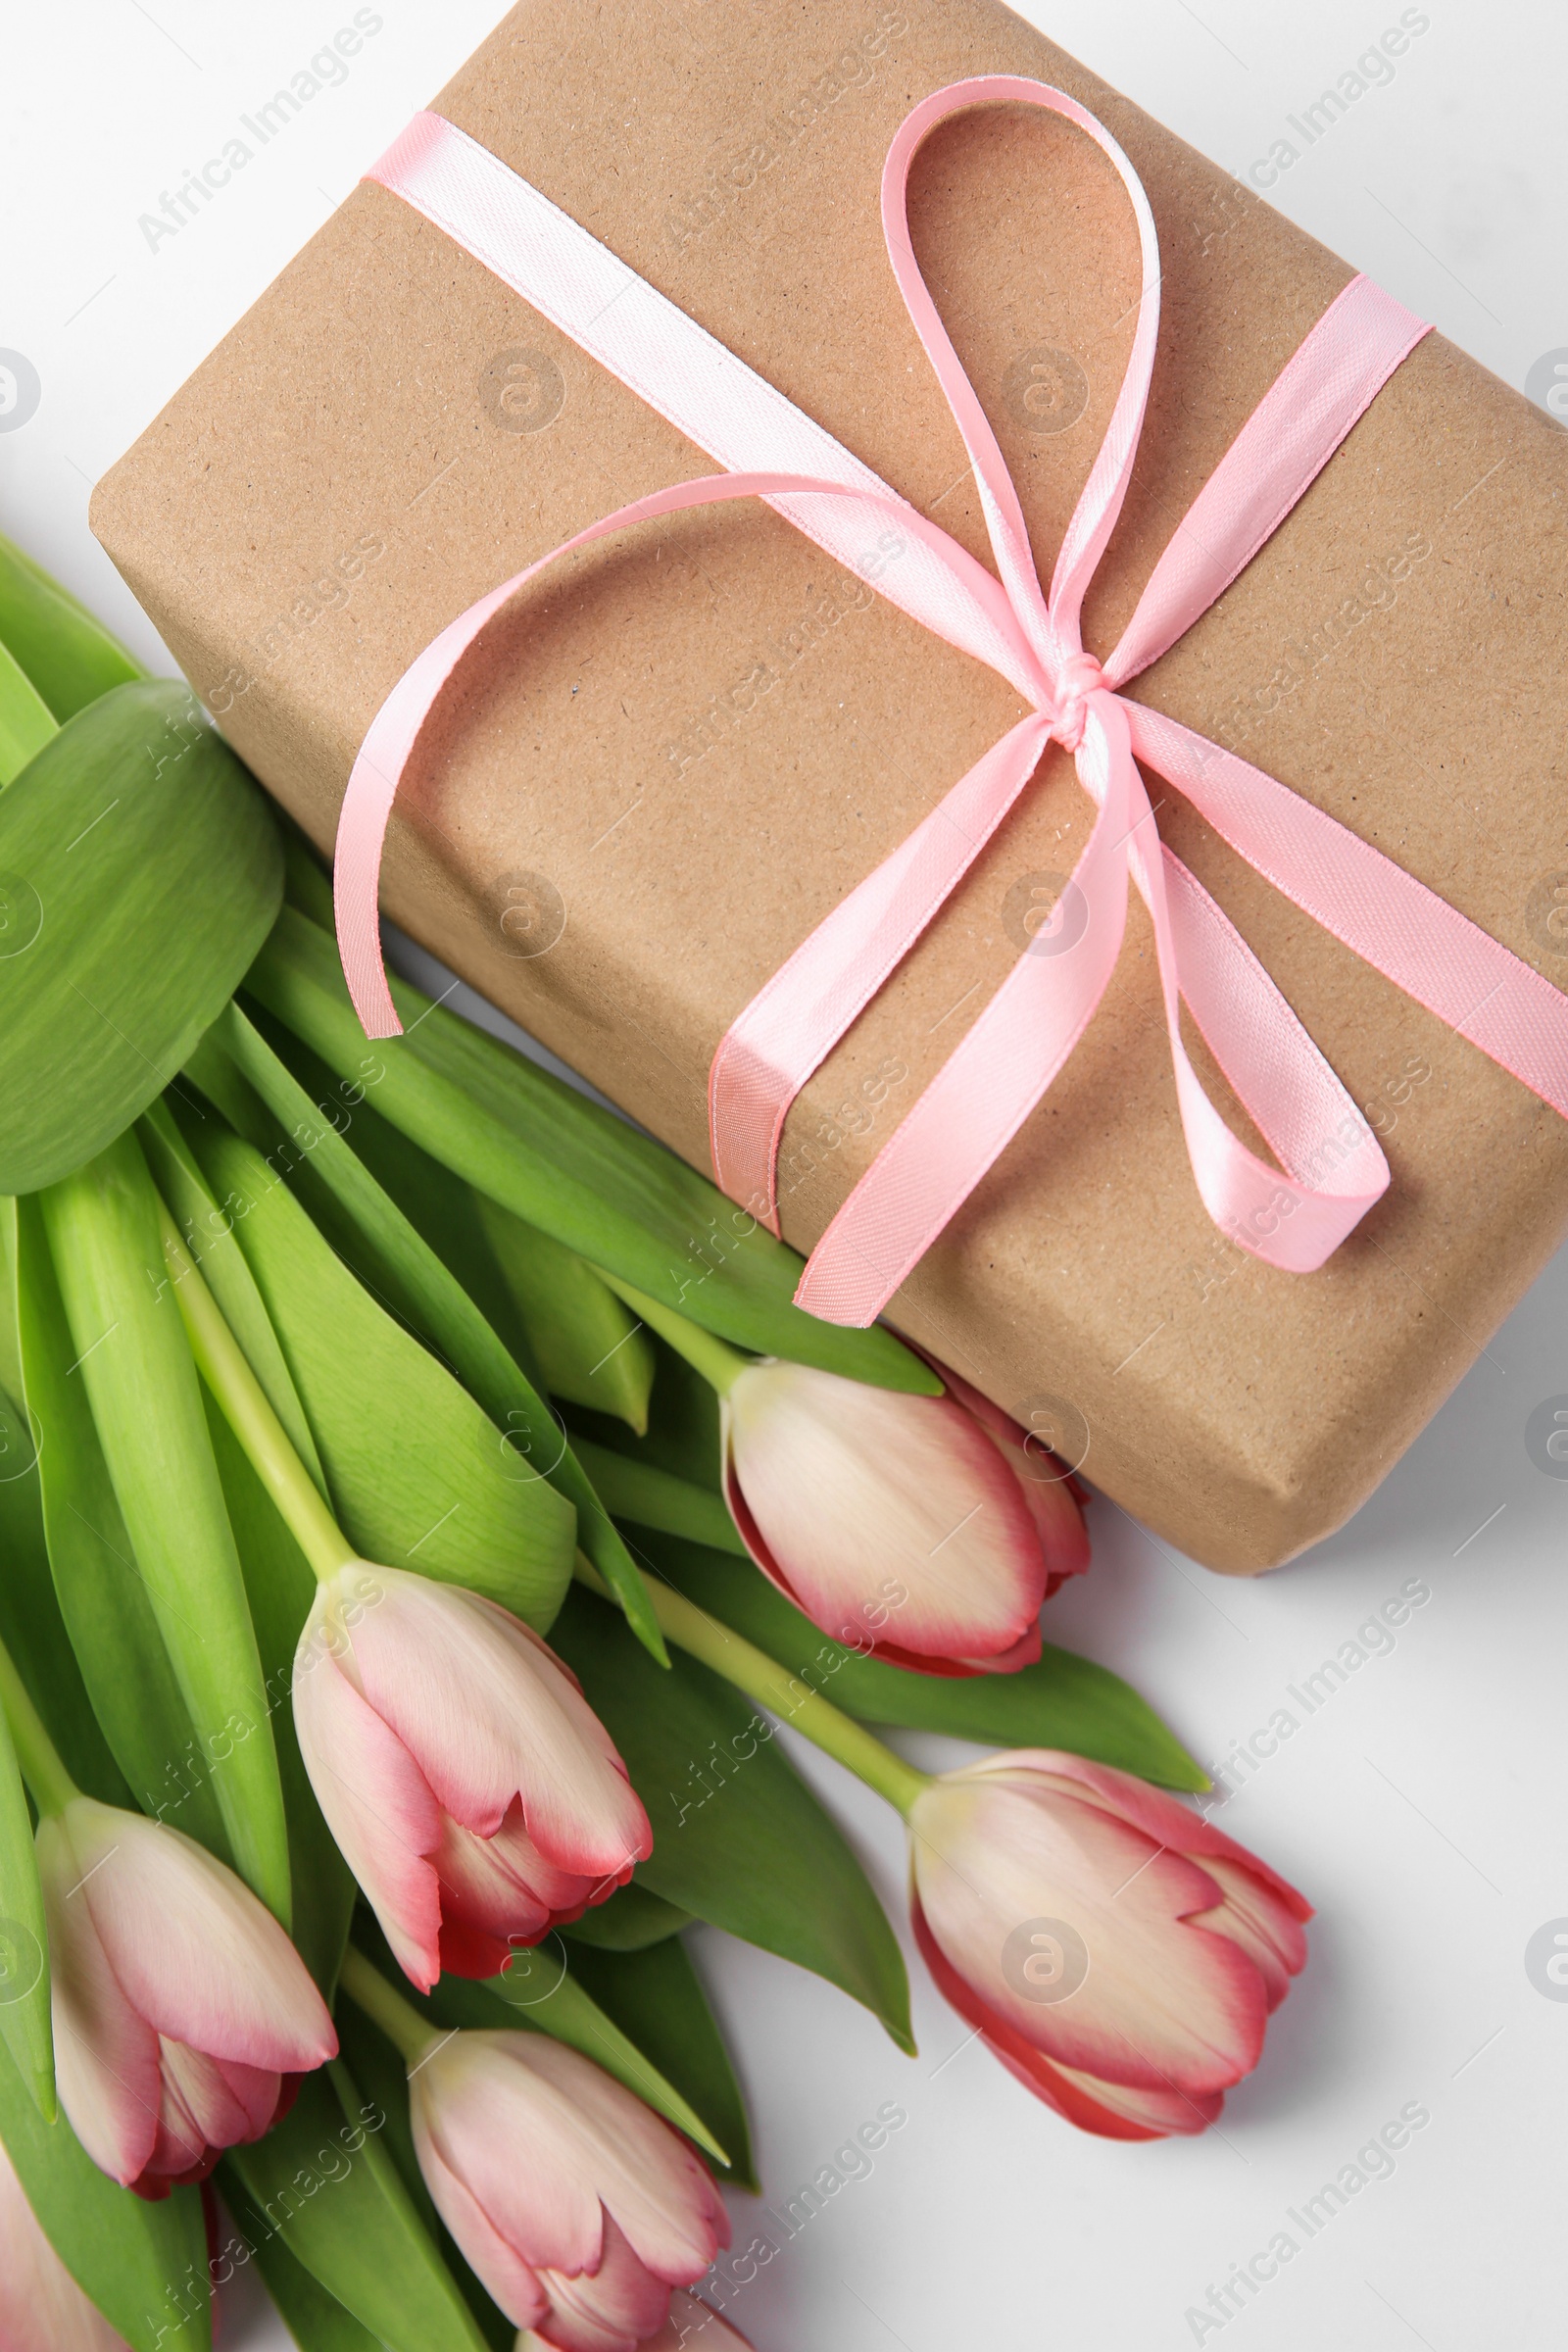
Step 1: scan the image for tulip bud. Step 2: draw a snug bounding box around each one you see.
[408,2028,728,2350]
[37,1796,336,2197]
[721,1359,1088,1675]
[908,1751,1309,2137]
[293,1562,653,1990]
[0,2137,131,2351]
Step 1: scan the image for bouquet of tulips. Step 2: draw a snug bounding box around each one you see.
[0,534,1309,2352]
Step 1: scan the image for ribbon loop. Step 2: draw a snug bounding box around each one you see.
[334,77,1567,1331]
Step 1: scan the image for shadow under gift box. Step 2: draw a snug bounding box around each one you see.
[90,0,1568,1574]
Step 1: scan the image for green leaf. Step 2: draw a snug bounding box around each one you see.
[200,1006,664,1662]
[0,680,281,1194]
[0,1690,52,2116]
[219,2206,387,2352]
[0,530,145,719]
[550,1587,912,2050]
[564,1880,692,1950]
[248,906,937,1392]
[205,1398,355,1995]
[172,1115,577,1630]
[564,1331,725,1494]
[38,1133,291,1918]
[15,1195,226,1843]
[564,1936,758,2193]
[139,1098,326,1491]
[0,2037,210,2352]
[570,1436,746,1555]
[472,1194,655,1434]
[643,1532,1209,1790]
[225,2061,489,2352]
[0,1202,129,1808]
[0,636,56,786]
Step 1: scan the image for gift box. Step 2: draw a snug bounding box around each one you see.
[90,0,1568,1573]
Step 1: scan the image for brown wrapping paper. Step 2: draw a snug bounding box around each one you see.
[90,0,1568,1572]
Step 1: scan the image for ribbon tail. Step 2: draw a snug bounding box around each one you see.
[793,694,1136,1325]
[1127,702,1568,1122]
[1129,834,1390,1270]
[710,713,1052,1229]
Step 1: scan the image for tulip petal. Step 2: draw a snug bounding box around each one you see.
[982,1751,1313,1926]
[910,1769,1269,2093]
[538,2211,676,2352]
[415,2034,724,2288]
[724,1364,1046,1662]
[913,1902,1218,2140]
[40,1819,161,2188]
[414,2112,550,2329]
[343,1571,651,1877]
[0,2137,129,2352]
[293,1630,445,1990]
[1189,1856,1309,2011]
[935,1367,1091,1590]
[66,1803,334,2071]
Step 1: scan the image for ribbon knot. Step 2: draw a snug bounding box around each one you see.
[338,77,1568,1330]
[1046,652,1108,754]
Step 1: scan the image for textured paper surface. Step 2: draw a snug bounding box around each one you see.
[91,0,1568,1570]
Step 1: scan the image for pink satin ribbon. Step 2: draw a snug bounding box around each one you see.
[335,80,1568,1327]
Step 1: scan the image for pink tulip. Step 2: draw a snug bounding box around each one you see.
[908,1751,1310,2138]
[0,2136,131,2351]
[408,2029,728,2351]
[721,1359,1088,1676]
[293,1563,652,1990]
[37,1796,336,2198]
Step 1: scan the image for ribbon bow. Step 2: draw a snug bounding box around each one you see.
[335,77,1568,1327]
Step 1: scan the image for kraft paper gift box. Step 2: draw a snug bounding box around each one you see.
[90,0,1568,1572]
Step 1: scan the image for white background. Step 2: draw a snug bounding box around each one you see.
[4,4,1567,2347]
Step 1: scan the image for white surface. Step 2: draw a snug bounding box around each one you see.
[4,4,1566,2347]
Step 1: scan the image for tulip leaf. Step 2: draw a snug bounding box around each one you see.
[14,1195,228,1848]
[0,529,145,719]
[38,1134,291,1919]
[564,1332,725,1494]
[0,635,57,786]
[172,1115,577,1631]
[0,1690,52,2118]
[642,1532,1209,1791]
[569,1436,747,1555]
[139,1098,325,1490]
[0,1203,128,1808]
[550,1588,913,2051]
[191,1006,664,1663]
[221,2212,387,2352]
[472,1193,656,1434]
[563,1936,758,2193]
[0,2038,210,2352]
[204,1398,355,1997]
[224,2061,490,2352]
[247,906,938,1393]
[0,680,281,1194]
[563,1880,692,1950]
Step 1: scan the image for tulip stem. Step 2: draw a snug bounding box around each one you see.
[573,1558,930,1818]
[337,1945,445,2066]
[154,1200,359,1585]
[0,1634,78,1819]
[593,1276,751,1397]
